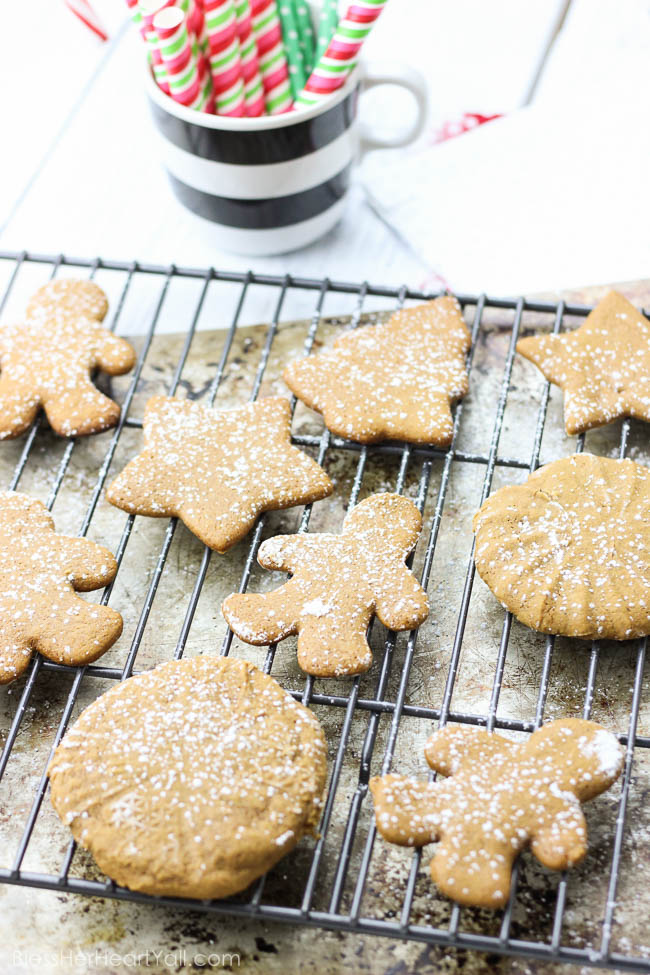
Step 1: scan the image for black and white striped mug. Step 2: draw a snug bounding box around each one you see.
[145,64,427,255]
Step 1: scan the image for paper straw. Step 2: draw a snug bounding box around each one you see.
[250,0,293,114]
[188,0,205,39]
[154,5,212,109]
[177,0,205,39]
[295,0,387,107]
[139,0,175,32]
[204,0,246,116]
[277,0,306,100]
[125,0,145,33]
[176,0,209,89]
[315,0,338,61]
[139,0,175,94]
[66,0,109,40]
[234,0,266,116]
[292,0,315,74]
[185,2,212,101]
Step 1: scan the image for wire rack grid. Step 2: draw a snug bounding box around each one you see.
[0,249,647,972]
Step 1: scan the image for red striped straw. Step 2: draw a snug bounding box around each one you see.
[153,5,211,108]
[126,0,151,46]
[177,1,212,102]
[186,0,205,39]
[296,0,387,107]
[139,0,176,94]
[203,0,246,116]
[66,0,109,40]
[234,0,265,117]
[250,0,293,114]
[174,0,206,43]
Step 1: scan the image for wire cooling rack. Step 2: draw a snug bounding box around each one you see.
[0,250,647,972]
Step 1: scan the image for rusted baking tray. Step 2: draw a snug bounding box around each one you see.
[0,250,647,972]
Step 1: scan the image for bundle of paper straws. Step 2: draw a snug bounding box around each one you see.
[126,0,388,116]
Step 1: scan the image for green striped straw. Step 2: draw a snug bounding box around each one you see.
[278,0,307,99]
[315,0,338,61]
[292,0,315,73]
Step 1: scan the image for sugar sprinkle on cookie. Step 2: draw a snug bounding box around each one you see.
[517,290,650,435]
[370,718,623,908]
[106,395,333,552]
[0,279,135,438]
[472,453,650,640]
[0,490,122,683]
[223,493,429,677]
[284,296,471,446]
[49,656,327,900]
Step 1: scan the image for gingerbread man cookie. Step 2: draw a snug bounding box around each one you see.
[0,491,122,683]
[517,291,650,435]
[370,718,623,908]
[0,279,136,438]
[473,453,650,640]
[49,657,327,899]
[106,396,333,552]
[283,297,471,446]
[223,493,429,677]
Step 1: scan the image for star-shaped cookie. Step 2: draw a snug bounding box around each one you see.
[223,493,429,676]
[106,396,333,552]
[517,290,650,435]
[283,296,471,446]
[0,279,136,438]
[370,718,623,908]
[0,491,122,683]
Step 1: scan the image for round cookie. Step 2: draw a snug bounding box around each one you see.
[473,452,650,640]
[48,657,327,899]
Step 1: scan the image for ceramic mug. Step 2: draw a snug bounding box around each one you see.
[145,63,427,255]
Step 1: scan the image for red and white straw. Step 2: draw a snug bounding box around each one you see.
[203,0,246,116]
[153,5,212,109]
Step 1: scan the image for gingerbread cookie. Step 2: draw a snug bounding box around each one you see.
[0,491,122,683]
[106,396,333,552]
[517,291,650,435]
[472,453,650,640]
[223,493,429,677]
[283,297,471,446]
[370,718,623,908]
[0,279,135,438]
[49,656,327,899]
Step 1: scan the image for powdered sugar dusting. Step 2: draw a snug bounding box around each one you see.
[517,290,650,435]
[581,728,625,779]
[302,597,334,617]
[106,395,332,553]
[223,493,429,677]
[473,453,650,640]
[0,279,135,438]
[48,656,327,900]
[0,490,121,683]
[370,718,624,909]
[284,296,470,446]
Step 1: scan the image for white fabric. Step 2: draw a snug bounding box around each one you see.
[361,0,650,295]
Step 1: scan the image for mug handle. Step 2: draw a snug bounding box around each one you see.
[358,62,429,155]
